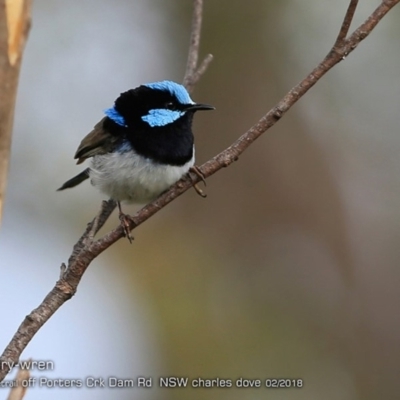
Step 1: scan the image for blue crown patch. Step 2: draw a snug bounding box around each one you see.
[144,80,194,105]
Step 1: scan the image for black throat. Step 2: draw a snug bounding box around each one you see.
[104,113,194,166]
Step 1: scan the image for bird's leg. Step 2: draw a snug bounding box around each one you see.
[189,166,207,198]
[117,201,134,243]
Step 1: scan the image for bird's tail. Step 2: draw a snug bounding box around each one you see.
[57,168,90,191]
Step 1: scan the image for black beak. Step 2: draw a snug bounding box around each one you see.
[185,103,215,112]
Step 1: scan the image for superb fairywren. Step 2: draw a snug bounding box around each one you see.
[58,80,214,238]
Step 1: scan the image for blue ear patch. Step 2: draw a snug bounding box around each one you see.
[144,80,194,105]
[104,106,127,127]
[142,109,185,127]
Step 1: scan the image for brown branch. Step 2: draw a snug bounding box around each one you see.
[334,0,359,47]
[189,53,213,89]
[1,0,400,382]
[182,0,213,93]
[0,0,31,225]
[183,0,202,82]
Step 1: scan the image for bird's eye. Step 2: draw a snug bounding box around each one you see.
[165,102,175,110]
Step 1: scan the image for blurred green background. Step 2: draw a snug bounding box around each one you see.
[1,1,400,399]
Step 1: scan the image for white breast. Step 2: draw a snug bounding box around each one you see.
[90,148,194,203]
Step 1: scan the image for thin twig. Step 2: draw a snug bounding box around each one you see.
[183,0,207,92]
[1,0,399,383]
[68,199,116,264]
[334,0,359,47]
[88,199,116,240]
[190,53,214,89]
[183,0,203,79]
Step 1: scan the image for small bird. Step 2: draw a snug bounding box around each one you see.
[58,80,214,240]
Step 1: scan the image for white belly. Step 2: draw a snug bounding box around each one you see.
[90,149,194,203]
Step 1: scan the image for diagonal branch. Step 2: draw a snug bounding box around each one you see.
[1,0,399,382]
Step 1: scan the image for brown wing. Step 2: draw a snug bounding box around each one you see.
[74,117,120,164]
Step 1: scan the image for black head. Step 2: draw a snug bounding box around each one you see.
[104,80,214,130]
[103,81,214,166]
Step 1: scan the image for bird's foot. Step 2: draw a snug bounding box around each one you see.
[119,213,134,243]
[189,166,207,198]
[117,202,134,243]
